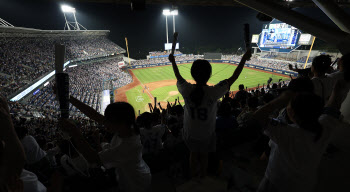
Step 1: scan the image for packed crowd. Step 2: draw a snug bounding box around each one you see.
[1,50,349,192]
[26,58,132,119]
[222,54,313,72]
[130,55,203,66]
[0,35,125,98]
[149,51,182,57]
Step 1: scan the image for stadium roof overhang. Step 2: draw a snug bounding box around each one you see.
[53,0,350,8]
[0,26,110,37]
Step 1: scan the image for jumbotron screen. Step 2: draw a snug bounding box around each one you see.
[258,20,300,53]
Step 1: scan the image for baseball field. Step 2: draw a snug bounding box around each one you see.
[114,63,289,114]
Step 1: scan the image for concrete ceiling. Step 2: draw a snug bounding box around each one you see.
[53,0,350,8]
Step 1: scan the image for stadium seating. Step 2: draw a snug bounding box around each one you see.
[0,36,125,98]
[27,58,132,118]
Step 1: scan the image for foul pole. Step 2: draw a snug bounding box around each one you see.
[125,37,131,67]
[304,36,316,69]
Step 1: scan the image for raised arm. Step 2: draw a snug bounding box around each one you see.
[69,96,105,124]
[227,49,252,87]
[169,54,185,82]
[253,91,292,128]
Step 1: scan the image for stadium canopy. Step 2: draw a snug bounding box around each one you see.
[56,0,350,8]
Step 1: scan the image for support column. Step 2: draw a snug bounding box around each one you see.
[165,16,169,44]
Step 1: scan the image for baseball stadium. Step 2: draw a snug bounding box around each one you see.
[116,61,290,114]
[1,0,350,192]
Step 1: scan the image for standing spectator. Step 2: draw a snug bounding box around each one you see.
[168,49,251,178]
[253,89,344,192]
[311,55,333,102]
[60,100,151,192]
[234,84,248,103]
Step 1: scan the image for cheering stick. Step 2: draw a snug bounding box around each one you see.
[154,97,157,109]
[244,24,251,51]
[171,32,179,55]
[55,44,69,119]
[331,58,339,67]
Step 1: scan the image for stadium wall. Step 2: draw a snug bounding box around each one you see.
[128,60,298,77]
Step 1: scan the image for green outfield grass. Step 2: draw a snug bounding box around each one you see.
[125,85,151,114]
[127,63,289,113]
[151,85,184,102]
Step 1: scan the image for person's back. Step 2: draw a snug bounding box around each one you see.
[234,84,247,102]
[178,81,230,141]
[311,55,333,102]
[99,134,151,192]
[264,118,332,192]
[170,50,252,178]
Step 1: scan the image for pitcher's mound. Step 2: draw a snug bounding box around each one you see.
[169,91,179,96]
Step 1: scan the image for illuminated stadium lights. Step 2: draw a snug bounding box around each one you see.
[171,10,178,16]
[163,9,178,44]
[61,5,76,13]
[162,9,171,16]
[60,5,86,30]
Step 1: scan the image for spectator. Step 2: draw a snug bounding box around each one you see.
[60,101,151,192]
[169,49,251,178]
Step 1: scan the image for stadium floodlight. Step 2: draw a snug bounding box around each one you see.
[61,5,86,30]
[61,5,76,13]
[163,9,178,44]
[0,17,14,27]
[163,9,171,16]
[171,10,178,16]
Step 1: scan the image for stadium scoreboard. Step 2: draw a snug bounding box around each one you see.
[254,19,302,53]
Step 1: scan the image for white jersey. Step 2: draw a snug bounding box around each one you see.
[177,79,229,140]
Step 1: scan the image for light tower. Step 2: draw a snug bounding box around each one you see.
[61,5,87,30]
[0,18,14,27]
[162,9,178,44]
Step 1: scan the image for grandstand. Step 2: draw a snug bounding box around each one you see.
[0,26,125,99]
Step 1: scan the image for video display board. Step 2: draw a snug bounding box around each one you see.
[258,20,301,53]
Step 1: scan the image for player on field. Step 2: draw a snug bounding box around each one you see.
[168,49,251,178]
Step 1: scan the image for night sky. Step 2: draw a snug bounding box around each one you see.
[0,0,342,59]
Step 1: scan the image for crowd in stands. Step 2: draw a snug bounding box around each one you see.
[297,56,314,63]
[130,55,203,66]
[0,36,125,98]
[26,58,132,119]
[222,55,313,72]
[1,48,350,192]
[149,51,182,57]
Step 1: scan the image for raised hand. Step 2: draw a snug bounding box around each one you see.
[242,49,252,61]
[169,54,176,64]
